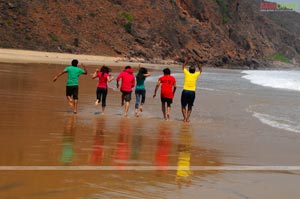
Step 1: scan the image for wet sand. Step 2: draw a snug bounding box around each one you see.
[0,49,300,199]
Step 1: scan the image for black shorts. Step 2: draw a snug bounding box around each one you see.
[181,90,195,107]
[121,91,132,102]
[66,86,79,99]
[161,97,173,107]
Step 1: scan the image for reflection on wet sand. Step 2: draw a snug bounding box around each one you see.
[90,116,105,165]
[112,118,130,167]
[130,120,143,162]
[60,115,77,164]
[155,122,171,173]
[176,124,193,189]
[0,63,224,198]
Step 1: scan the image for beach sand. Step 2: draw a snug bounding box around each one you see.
[0,49,300,199]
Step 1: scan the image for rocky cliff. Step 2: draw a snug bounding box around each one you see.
[0,0,299,68]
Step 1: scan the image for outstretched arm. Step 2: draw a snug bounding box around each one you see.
[183,54,192,70]
[173,82,177,95]
[144,71,151,77]
[92,68,99,79]
[53,70,67,82]
[194,57,202,73]
[81,63,88,75]
[153,81,161,98]
[108,75,114,82]
[116,73,122,88]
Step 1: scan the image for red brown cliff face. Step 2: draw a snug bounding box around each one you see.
[0,0,299,68]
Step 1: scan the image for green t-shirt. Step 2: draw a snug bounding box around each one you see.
[135,73,146,90]
[64,66,85,86]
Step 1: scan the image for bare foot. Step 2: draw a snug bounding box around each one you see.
[95,100,99,106]
[139,106,143,112]
[166,113,170,120]
[135,109,139,117]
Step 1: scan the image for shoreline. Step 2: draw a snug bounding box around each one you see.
[1,48,299,70]
[0,48,180,70]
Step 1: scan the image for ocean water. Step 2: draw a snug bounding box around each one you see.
[242,70,300,92]
[242,70,300,133]
[147,69,300,134]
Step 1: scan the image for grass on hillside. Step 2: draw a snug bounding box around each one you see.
[271,52,291,63]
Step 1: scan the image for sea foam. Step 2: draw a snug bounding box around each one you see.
[242,70,300,92]
[252,112,300,133]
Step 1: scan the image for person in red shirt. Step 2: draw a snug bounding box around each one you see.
[153,68,177,120]
[92,65,114,114]
[116,66,136,117]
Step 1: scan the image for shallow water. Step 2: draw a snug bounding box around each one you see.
[1,63,300,199]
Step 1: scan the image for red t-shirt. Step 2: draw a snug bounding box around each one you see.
[97,72,109,88]
[116,69,135,92]
[159,75,176,99]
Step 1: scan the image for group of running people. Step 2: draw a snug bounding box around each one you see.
[53,54,202,123]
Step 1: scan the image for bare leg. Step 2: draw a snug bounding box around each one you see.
[186,106,192,123]
[121,94,125,106]
[67,96,73,107]
[166,106,171,120]
[182,106,187,122]
[139,103,143,112]
[124,101,130,117]
[73,99,78,114]
[161,102,166,120]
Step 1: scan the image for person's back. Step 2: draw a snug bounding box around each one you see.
[153,68,176,120]
[181,55,202,122]
[135,75,146,90]
[53,59,87,114]
[65,66,85,86]
[117,68,135,92]
[97,72,109,88]
[134,66,151,117]
[183,68,201,91]
[116,66,136,117]
[159,74,176,99]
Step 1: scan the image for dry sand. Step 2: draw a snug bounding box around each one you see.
[0,48,175,69]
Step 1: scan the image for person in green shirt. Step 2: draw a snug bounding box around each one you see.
[181,54,202,123]
[134,64,151,117]
[53,59,87,114]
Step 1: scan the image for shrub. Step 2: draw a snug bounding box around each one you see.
[271,52,291,63]
[119,12,133,34]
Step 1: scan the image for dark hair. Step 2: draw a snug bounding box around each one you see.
[100,65,110,76]
[137,67,148,79]
[71,59,78,67]
[189,66,196,73]
[163,68,171,75]
[125,66,131,69]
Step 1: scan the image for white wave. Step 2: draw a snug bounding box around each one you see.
[252,112,300,133]
[242,70,300,91]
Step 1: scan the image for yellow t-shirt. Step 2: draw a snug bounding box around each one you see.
[183,68,201,91]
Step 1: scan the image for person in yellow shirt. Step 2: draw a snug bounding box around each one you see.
[181,54,202,122]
